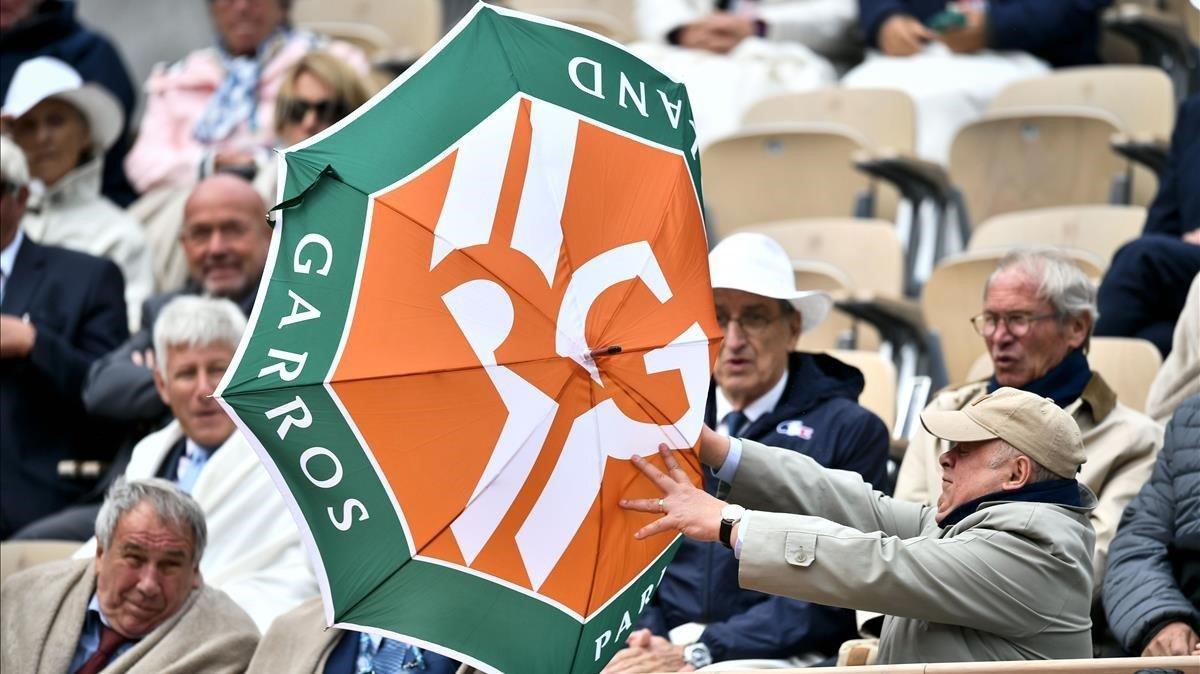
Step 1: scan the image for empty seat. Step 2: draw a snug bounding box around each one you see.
[292,0,443,58]
[969,205,1146,269]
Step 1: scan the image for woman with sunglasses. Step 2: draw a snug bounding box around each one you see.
[274,51,371,148]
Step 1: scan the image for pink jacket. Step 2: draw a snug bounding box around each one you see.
[125,33,367,193]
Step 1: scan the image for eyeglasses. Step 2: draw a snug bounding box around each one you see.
[970,311,1058,338]
[280,97,348,126]
[715,309,786,336]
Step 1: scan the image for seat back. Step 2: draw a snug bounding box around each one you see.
[827,349,898,431]
[949,108,1126,226]
[293,0,443,58]
[966,337,1163,412]
[744,219,905,297]
[922,249,1105,385]
[969,205,1146,270]
[788,261,859,352]
[990,67,1174,205]
[506,0,636,40]
[702,125,870,238]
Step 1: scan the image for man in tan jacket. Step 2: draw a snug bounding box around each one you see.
[896,248,1161,590]
[621,387,1096,664]
[0,478,257,673]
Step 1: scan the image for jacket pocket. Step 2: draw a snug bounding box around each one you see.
[784,532,817,567]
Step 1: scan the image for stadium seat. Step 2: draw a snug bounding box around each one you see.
[922,249,1105,386]
[989,66,1175,204]
[1104,0,1200,101]
[949,108,1127,228]
[292,0,443,59]
[505,0,636,42]
[702,127,872,238]
[968,205,1146,270]
[966,337,1164,412]
[0,541,82,585]
[827,349,897,432]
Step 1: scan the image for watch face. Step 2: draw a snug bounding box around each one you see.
[721,503,745,522]
[683,642,713,668]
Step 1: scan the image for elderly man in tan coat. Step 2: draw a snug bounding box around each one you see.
[621,387,1096,664]
[0,478,257,673]
[896,248,1161,590]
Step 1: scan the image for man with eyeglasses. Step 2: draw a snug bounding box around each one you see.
[10,174,270,541]
[606,232,888,672]
[0,134,128,539]
[894,247,1161,596]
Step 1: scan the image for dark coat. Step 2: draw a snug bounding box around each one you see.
[857,0,1112,67]
[1103,395,1200,654]
[1144,95,1200,237]
[0,0,137,206]
[638,352,890,661]
[0,237,128,538]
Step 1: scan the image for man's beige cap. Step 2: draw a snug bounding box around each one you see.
[920,387,1086,478]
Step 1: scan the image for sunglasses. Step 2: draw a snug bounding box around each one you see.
[280,97,348,125]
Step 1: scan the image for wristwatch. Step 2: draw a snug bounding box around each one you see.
[719,504,745,549]
[682,641,713,669]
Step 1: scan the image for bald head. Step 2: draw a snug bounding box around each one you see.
[180,175,271,299]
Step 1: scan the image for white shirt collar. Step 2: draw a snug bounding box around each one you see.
[714,369,789,434]
[0,228,25,303]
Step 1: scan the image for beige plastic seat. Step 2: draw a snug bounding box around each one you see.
[293,0,442,59]
[969,205,1146,270]
[827,349,897,432]
[0,540,82,584]
[922,249,1105,386]
[949,108,1126,227]
[966,337,1163,412]
[296,21,394,60]
[742,89,916,220]
[786,260,857,352]
[506,0,636,41]
[702,126,871,238]
[990,66,1175,205]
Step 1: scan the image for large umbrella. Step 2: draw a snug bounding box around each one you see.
[214,4,720,672]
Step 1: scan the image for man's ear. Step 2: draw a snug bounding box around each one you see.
[1002,454,1033,490]
[1065,313,1090,350]
[152,366,170,405]
[788,310,803,341]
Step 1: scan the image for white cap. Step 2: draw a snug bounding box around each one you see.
[709,232,833,333]
[2,56,123,153]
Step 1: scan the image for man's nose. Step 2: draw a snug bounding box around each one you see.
[723,320,748,350]
[939,451,955,470]
[136,566,161,595]
[197,371,219,397]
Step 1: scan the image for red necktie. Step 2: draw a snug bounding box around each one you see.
[76,625,130,674]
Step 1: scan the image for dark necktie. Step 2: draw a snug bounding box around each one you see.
[721,410,749,437]
[77,625,130,674]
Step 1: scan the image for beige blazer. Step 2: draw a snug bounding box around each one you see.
[1,558,257,673]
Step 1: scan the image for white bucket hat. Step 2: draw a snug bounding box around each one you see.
[709,232,833,333]
[1,56,124,153]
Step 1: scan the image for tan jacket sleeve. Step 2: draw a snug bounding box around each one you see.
[727,439,929,539]
[737,510,1078,638]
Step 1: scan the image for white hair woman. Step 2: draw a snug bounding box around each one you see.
[2,56,153,330]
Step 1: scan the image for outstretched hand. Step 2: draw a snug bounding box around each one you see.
[620,444,727,543]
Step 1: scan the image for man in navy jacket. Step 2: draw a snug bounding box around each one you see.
[1096,94,1200,357]
[605,233,889,672]
[0,135,128,538]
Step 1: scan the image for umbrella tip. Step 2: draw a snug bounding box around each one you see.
[587,345,623,360]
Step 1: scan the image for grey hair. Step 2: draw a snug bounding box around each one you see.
[0,135,30,187]
[95,478,207,564]
[988,441,1057,484]
[985,247,1099,348]
[153,296,247,378]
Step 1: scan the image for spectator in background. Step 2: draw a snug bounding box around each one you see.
[1104,395,1200,657]
[893,248,1160,594]
[1,478,259,673]
[247,597,462,674]
[72,296,318,630]
[631,0,839,145]
[1145,274,1200,426]
[607,233,888,671]
[84,173,270,428]
[2,56,154,331]
[1096,94,1200,358]
[124,0,367,195]
[844,0,1111,160]
[0,0,137,206]
[0,134,128,540]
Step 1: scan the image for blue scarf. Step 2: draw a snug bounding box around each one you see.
[939,478,1082,528]
[193,28,294,144]
[988,347,1091,408]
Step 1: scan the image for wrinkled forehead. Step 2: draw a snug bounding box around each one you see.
[713,288,779,313]
[110,506,195,559]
